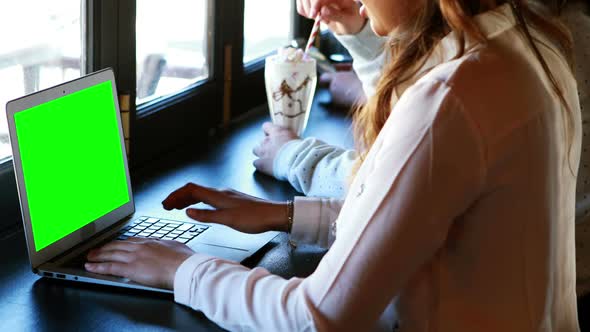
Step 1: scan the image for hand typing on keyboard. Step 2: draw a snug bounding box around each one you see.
[85,181,292,289]
[161,182,292,233]
[85,237,194,290]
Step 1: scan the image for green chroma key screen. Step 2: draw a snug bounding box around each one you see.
[14,80,130,252]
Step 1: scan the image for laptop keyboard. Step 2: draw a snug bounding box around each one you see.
[116,216,209,243]
[61,217,208,269]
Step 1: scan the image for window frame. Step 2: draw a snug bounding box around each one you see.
[108,0,223,165]
[0,0,228,231]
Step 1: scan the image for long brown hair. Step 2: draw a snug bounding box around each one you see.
[352,0,574,175]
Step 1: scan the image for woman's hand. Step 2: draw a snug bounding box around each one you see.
[85,238,194,289]
[297,0,365,35]
[85,183,290,288]
[253,122,299,176]
[162,182,290,233]
[319,69,367,108]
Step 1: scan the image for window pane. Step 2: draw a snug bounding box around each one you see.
[136,0,210,105]
[244,0,293,64]
[0,2,82,161]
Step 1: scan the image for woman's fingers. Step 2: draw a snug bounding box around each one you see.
[91,240,141,254]
[253,144,264,157]
[321,5,339,22]
[85,261,130,278]
[162,183,204,210]
[262,122,282,136]
[186,208,233,226]
[87,249,135,264]
[309,1,319,18]
[311,0,348,18]
[296,0,305,17]
[301,0,312,18]
[253,136,269,157]
[162,184,278,233]
[162,183,229,210]
[84,238,194,289]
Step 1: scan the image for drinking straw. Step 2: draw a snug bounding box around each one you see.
[304,14,322,54]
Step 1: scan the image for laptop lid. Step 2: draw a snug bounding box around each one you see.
[6,68,135,269]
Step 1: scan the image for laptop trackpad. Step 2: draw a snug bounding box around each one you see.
[188,242,248,262]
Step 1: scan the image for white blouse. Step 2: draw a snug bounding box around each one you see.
[174,4,582,331]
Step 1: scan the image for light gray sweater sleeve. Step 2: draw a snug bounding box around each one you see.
[273,138,357,198]
[333,21,389,98]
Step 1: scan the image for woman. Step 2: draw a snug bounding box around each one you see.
[261,0,590,300]
[85,0,582,330]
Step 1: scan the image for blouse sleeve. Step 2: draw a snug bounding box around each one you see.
[289,196,344,248]
[173,80,485,332]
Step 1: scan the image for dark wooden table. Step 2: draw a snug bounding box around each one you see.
[0,90,354,332]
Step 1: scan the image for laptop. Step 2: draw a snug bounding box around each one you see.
[6,68,278,293]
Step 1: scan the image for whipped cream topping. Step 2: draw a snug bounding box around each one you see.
[273,47,310,63]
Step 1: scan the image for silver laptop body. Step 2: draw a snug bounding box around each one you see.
[6,68,277,293]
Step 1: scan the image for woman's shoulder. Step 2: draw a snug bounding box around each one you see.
[416,46,533,115]
[403,45,555,144]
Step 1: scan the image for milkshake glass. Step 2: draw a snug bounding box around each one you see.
[264,48,317,136]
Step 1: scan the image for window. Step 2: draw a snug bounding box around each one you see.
[136,0,210,104]
[0,1,82,161]
[0,0,319,231]
[243,0,293,64]
[0,0,310,231]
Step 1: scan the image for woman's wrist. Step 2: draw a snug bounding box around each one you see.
[266,201,295,233]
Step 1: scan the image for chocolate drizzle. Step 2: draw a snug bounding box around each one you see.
[271,76,312,119]
[273,111,306,118]
[272,76,312,101]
